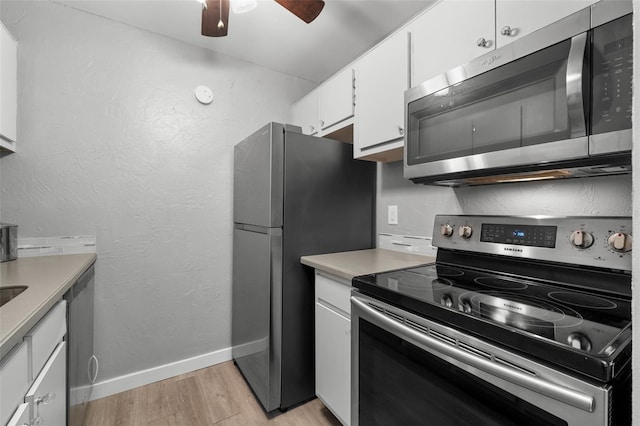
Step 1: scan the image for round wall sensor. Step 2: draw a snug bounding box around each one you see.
[194,86,213,105]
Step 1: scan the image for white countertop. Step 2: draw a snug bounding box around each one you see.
[301,248,435,281]
[0,253,96,358]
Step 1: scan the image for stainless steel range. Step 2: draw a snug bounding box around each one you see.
[351,215,631,426]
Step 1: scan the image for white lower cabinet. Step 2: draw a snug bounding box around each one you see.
[0,343,29,426]
[315,272,351,426]
[0,300,67,426]
[25,342,67,426]
[6,402,30,426]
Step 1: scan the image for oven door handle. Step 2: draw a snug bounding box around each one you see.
[352,297,595,413]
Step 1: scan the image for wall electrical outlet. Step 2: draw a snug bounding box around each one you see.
[388,205,398,225]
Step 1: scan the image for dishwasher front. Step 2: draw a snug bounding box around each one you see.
[64,264,97,426]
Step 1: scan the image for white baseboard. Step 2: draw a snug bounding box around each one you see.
[89,346,232,401]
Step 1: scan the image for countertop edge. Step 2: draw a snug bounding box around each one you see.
[0,253,97,359]
[300,257,355,281]
[301,248,435,281]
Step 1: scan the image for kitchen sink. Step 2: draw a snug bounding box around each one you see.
[0,286,27,307]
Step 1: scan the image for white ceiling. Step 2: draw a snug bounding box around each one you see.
[54,0,433,83]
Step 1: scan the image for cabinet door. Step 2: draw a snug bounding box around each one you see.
[0,22,17,147]
[291,92,319,135]
[355,30,409,158]
[6,402,30,426]
[496,0,598,48]
[315,302,351,426]
[25,342,67,426]
[0,343,29,426]
[318,67,354,131]
[411,0,495,87]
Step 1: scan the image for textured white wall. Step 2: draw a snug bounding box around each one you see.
[0,1,314,383]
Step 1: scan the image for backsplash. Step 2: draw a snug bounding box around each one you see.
[378,233,437,256]
[376,161,632,238]
[18,235,96,257]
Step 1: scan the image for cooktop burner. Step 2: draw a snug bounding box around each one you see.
[474,276,529,290]
[548,291,619,309]
[353,262,631,382]
[433,266,464,277]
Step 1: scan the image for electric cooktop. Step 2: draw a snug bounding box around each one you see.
[353,215,633,382]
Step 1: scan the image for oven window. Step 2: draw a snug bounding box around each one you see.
[358,319,567,426]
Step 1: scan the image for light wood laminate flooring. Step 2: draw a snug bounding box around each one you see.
[84,361,342,426]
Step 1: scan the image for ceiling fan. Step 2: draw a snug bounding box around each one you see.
[201,0,325,37]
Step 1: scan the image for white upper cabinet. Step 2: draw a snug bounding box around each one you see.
[292,91,319,135]
[0,21,17,151]
[411,0,599,86]
[290,67,354,139]
[496,0,599,48]
[318,67,354,131]
[411,0,495,87]
[354,30,410,162]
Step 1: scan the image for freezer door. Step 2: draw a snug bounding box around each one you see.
[232,224,282,411]
[233,123,284,228]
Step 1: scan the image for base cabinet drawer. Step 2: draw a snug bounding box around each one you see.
[315,272,351,314]
[24,300,67,381]
[25,341,67,426]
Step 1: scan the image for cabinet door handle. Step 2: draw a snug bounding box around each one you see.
[501,26,518,37]
[319,120,325,127]
[476,37,492,48]
[309,125,315,133]
[397,126,404,135]
[35,392,55,405]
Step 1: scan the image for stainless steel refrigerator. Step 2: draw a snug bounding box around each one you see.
[232,122,375,412]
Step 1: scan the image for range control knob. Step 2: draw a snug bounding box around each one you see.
[458,225,473,239]
[440,295,453,308]
[458,301,472,314]
[569,230,594,249]
[440,224,454,237]
[567,332,592,352]
[607,233,633,253]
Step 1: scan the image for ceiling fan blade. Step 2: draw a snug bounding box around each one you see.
[202,0,230,37]
[274,0,325,24]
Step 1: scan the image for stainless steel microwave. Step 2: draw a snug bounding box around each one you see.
[404,2,632,186]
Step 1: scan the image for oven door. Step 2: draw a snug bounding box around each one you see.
[351,293,611,426]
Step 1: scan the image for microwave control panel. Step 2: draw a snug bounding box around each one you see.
[591,13,632,135]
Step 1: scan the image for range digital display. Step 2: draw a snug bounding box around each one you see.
[480,224,557,248]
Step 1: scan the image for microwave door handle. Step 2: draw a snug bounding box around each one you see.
[352,296,595,413]
[566,32,588,138]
